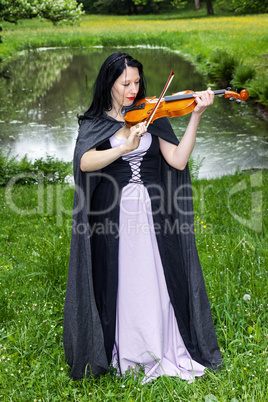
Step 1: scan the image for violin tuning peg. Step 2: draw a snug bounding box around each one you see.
[236,99,241,104]
[229,96,234,101]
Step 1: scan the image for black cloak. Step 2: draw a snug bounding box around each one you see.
[63,114,222,379]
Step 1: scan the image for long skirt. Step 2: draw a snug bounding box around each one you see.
[111,181,206,384]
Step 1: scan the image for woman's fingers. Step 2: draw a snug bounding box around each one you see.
[194,88,213,102]
[193,88,215,113]
[125,123,146,152]
[134,122,147,137]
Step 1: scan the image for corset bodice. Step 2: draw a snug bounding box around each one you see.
[97,133,161,186]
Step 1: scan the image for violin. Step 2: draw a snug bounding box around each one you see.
[123,88,249,127]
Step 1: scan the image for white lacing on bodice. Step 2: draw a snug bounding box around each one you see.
[121,151,146,184]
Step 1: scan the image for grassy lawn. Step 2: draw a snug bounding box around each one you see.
[0,169,267,400]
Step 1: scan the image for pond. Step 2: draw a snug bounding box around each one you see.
[0,47,267,178]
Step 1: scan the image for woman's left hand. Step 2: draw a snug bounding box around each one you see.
[193,88,215,115]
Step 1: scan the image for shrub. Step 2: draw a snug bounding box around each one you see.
[231,64,256,88]
[207,49,242,87]
[0,151,72,186]
[247,76,268,106]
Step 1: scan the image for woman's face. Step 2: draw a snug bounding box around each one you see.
[111,66,140,110]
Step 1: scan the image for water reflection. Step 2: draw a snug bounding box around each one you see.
[0,47,267,178]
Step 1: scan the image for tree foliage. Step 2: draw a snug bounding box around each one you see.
[217,0,268,14]
[80,0,190,14]
[2,0,266,21]
[0,0,84,24]
[80,0,268,14]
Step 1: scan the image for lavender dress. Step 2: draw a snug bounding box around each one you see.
[90,132,205,383]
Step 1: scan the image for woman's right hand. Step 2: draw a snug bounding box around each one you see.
[123,122,147,153]
[80,122,147,172]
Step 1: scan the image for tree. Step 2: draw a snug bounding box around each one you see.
[194,0,200,9]
[0,0,84,25]
[205,0,214,15]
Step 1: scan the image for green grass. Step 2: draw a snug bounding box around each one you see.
[0,165,267,400]
[1,13,268,105]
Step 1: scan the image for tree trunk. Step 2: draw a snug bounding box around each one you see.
[127,0,137,14]
[195,0,200,9]
[206,0,214,15]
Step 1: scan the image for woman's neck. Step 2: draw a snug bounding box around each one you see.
[106,107,124,121]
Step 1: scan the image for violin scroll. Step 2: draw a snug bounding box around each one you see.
[224,89,249,101]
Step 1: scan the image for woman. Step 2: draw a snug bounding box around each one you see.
[63,52,222,382]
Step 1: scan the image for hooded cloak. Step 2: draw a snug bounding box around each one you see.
[63,114,222,379]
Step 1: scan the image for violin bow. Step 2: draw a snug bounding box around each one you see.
[145,70,175,128]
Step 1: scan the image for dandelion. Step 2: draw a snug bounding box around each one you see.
[243,294,251,301]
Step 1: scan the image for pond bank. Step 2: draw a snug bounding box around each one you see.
[1,14,268,107]
[1,47,267,179]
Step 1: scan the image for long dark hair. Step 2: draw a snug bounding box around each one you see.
[79,52,146,122]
